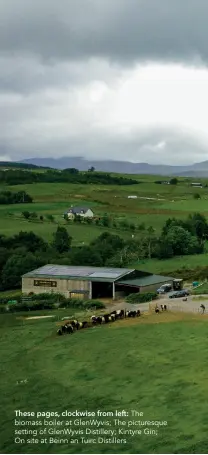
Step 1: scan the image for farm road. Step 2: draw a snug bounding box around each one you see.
[106,295,208,315]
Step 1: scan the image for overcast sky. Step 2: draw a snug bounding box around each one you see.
[1,0,208,165]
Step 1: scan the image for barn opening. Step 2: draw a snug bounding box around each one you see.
[115,284,140,298]
[91,281,113,299]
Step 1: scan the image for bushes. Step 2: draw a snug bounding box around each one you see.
[82,300,105,309]
[0,292,22,304]
[126,292,158,303]
[59,298,84,309]
[7,301,56,312]
[29,293,65,302]
[0,190,33,204]
[0,295,105,313]
[59,298,104,310]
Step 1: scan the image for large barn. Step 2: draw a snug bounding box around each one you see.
[22,265,176,300]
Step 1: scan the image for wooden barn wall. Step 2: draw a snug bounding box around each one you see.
[22,277,90,298]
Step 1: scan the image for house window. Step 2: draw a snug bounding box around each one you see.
[34,280,57,287]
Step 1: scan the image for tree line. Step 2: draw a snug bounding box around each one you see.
[0,190,33,204]
[0,212,207,291]
[0,168,139,186]
[0,161,50,169]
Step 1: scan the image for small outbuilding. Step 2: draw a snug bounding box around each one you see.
[190,183,203,187]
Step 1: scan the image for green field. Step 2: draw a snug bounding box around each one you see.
[0,216,133,245]
[1,176,208,273]
[1,311,208,454]
[130,252,208,274]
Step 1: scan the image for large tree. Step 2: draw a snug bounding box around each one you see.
[11,231,48,253]
[165,226,202,255]
[70,246,103,266]
[188,213,208,242]
[1,253,43,290]
[52,226,72,253]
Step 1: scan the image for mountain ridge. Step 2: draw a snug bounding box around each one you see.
[2,156,208,176]
[19,156,208,176]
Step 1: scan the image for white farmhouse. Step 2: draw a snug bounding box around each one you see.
[64,206,94,220]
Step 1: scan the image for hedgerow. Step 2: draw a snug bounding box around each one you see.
[126,292,158,303]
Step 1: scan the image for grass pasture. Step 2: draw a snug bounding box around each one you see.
[1,175,208,271]
[130,252,208,274]
[0,215,133,244]
[1,311,208,454]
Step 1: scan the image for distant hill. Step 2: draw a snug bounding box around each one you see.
[20,156,208,176]
[0,161,51,170]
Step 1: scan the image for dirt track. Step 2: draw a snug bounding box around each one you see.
[106,294,208,315]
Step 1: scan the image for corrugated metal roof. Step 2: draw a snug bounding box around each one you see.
[22,265,134,282]
[117,275,174,287]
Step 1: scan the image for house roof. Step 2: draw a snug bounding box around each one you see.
[22,265,135,282]
[117,274,174,287]
[66,206,92,214]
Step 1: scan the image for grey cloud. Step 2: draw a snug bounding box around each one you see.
[0,0,208,165]
[0,0,208,64]
[0,122,206,165]
[0,55,120,94]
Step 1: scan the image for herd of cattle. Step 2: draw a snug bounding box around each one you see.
[57,309,141,336]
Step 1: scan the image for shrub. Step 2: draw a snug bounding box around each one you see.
[8,301,56,312]
[29,293,65,302]
[82,300,105,309]
[193,193,201,199]
[126,292,158,303]
[169,178,178,185]
[0,293,22,304]
[59,298,104,310]
[59,298,84,309]
[0,304,9,313]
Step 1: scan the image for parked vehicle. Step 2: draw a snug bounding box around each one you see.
[157,283,172,294]
[169,289,190,299]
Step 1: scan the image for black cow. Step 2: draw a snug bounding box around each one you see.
[61,324,68,333]
[103,314,112,323]
[155,308,160,314]
[76,322,84,329]
[105,315,116,323]
[109,313,116,321]
[136,309,141,317]
[110,310,117,318]
[65,324,74,334]
[119,309,125,318]
[91,316,102,324]
[126,310,137,317]
[164,304,167,311]
[82,321,88,328]
[70,319,79,328]
[57,323,74,335]
[114,309,125,319]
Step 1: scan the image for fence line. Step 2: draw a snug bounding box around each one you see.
[149,302,207,314]
[168,306,207,314]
